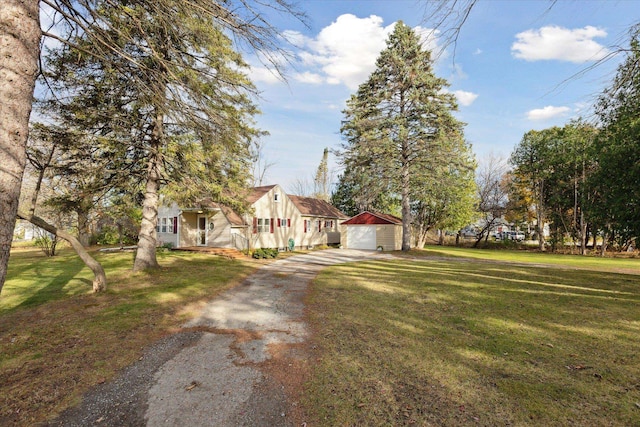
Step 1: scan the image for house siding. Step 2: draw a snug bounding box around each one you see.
[206,211,233,248]
[179,213,198,247]
[157,203,181,248]
[375,224,403,251]
[247,185,302,249]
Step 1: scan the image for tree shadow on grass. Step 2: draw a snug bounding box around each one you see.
[13,258,92,311]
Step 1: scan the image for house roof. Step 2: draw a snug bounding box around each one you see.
[183,185,347,225]
[288,195,349,219]
[219,205,245,227]
[247,185,277,204]
[342,211,403,225]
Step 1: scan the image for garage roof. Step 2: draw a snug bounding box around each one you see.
[342,211,403,225]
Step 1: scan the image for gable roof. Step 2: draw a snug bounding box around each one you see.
[247,185,277,204]
[288,195,349,219]
[219,205,245,227]
[342,211,403,225]
[181,185,347,225]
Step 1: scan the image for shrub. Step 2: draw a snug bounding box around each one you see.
[92,225,137,246]
[34,233,58,257]
[252,248,279,259]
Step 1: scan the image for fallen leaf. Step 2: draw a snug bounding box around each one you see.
[185,381,200,391]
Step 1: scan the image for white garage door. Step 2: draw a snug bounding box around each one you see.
[347,226,376,250]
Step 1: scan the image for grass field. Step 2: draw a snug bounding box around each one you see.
[2,245,639,426]
[304,250,640,426]
[0,246,257,425]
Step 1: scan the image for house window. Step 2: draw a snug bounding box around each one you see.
[324,220,333,230]
[274,193,280,202]
[161,217,167,233]
[257,218,270,233]
[156,220,161,233]
[279,218,289,228]
[304,219,311,233]
[168,218,174,234]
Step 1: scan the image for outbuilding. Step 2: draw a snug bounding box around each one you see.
[341,211,403,251]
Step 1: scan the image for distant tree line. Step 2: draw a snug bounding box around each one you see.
[510,27,640,255]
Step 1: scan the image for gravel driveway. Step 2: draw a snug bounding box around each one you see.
[47,249,392,427]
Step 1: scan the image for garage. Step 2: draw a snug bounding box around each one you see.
[342,211,403,251]
[347,225,377,250]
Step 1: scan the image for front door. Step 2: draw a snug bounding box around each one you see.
[197,215,207,246]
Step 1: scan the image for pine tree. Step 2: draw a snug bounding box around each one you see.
[40,2,263,272]
[339,22,468,251]
[0,0,304,292]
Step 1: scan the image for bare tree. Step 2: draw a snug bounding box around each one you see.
[288,177,314,197]
[252,139,276,187]
[473,155,509,247]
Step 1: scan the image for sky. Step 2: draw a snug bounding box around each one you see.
[243,0,640,193]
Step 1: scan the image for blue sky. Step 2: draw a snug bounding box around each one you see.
[245,0,639,193]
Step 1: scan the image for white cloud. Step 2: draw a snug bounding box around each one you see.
[512,25,609,63]
[454,90,478,107]
[413,26,441,54]
[473,48,483,55]
[250,66,283,84]
[294,71,324,85]
[281,15,442,90]
[527,105,571,121]
[298,14,396,89]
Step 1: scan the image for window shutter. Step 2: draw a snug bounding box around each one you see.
[253,217,258,234]
[278,218,281,228]
[270,218,274,233]
[287,218,291,228]
[318,220,321,232]
[173,217,178,234]
[304,220,307,233]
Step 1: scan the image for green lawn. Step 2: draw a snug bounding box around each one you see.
[0,247,257,425]
[305,253,640,426]
[418,244,640,272]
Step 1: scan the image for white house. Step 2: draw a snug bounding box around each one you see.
[156,184,348,251]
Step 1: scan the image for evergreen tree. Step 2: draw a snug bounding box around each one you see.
[0,0,303,292]
[39,1,263,272]
[339,22,467,250]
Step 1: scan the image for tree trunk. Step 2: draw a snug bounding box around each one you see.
[77,207,91,247]
[0,0,41,293]
[414,224,428,250]
[17,212,107,292]
[600,232,608,257]
[536,180,545,251]
[579,210,587,255]
[133,114,162,272]
[400,143,411,252]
